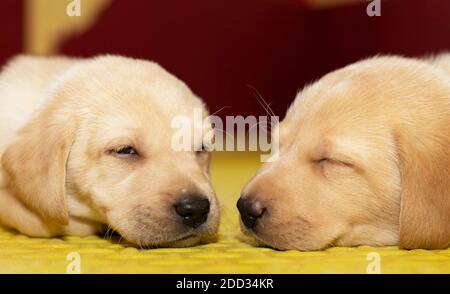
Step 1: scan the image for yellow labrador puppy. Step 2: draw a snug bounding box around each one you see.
[238,54,450,250]
[0,55,219,247]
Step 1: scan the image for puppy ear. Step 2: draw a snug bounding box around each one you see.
[397,132,450,249]
[1,103,77,225]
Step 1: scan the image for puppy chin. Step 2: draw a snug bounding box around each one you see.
[239,221,271,248]
[240,228,295,251]
[117,229,219,248]
[158,231,219,248]
[239,220,326,251]
[161,235,202,248]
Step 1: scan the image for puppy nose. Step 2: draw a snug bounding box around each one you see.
[174,196,210,228]
[237,197,265,229]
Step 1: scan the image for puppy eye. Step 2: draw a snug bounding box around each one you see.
[117,146,137,155]
[110,146,139,158]
[315,158,333,169]
[316,158,330,164]
[315,157,353,168]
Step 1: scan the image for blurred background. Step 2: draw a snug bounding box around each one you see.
[1,0,450,119]
[0,1,450,274]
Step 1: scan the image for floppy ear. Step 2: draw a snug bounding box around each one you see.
[397,132,450,249]
[1,103,77,225]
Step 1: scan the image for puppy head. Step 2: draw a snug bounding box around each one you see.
[238,56,450,250]
[2,55,220,247]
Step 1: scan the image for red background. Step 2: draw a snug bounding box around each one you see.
[1,0,449,118]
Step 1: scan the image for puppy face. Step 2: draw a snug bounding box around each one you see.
[2,56,220,247]
[238,56,450,250]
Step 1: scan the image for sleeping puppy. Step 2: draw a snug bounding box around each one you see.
[237,54,450,250]
[0,55,219,247]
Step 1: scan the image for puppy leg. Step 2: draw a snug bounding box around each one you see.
[0,189,100,237]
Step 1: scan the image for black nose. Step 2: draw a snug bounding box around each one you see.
[237,197,265,229]
[174,196,210,228]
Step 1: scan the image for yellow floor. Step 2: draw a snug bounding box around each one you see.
[0,152,449,273]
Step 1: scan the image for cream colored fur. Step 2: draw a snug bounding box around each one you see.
[0,55,219,247]
[240,54,450,250]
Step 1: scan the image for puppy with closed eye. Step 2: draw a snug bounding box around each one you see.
[0,55,220,247]
[237,54,450,250]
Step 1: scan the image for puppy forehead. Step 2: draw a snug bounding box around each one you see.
[90,104,206,150]
[284,102,387,164]
[62,56,208,150]
[85,93,206,144]
[62,55,205,115]
[92,113,172,148]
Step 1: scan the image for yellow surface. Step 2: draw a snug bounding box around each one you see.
[0,152,449,273]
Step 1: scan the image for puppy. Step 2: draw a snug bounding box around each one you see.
[0,55,220,247]
[238,54,450,250]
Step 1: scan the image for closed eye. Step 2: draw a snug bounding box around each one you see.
[316,158,330,165]
[315,157,353,168]
[108,145,139,158]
